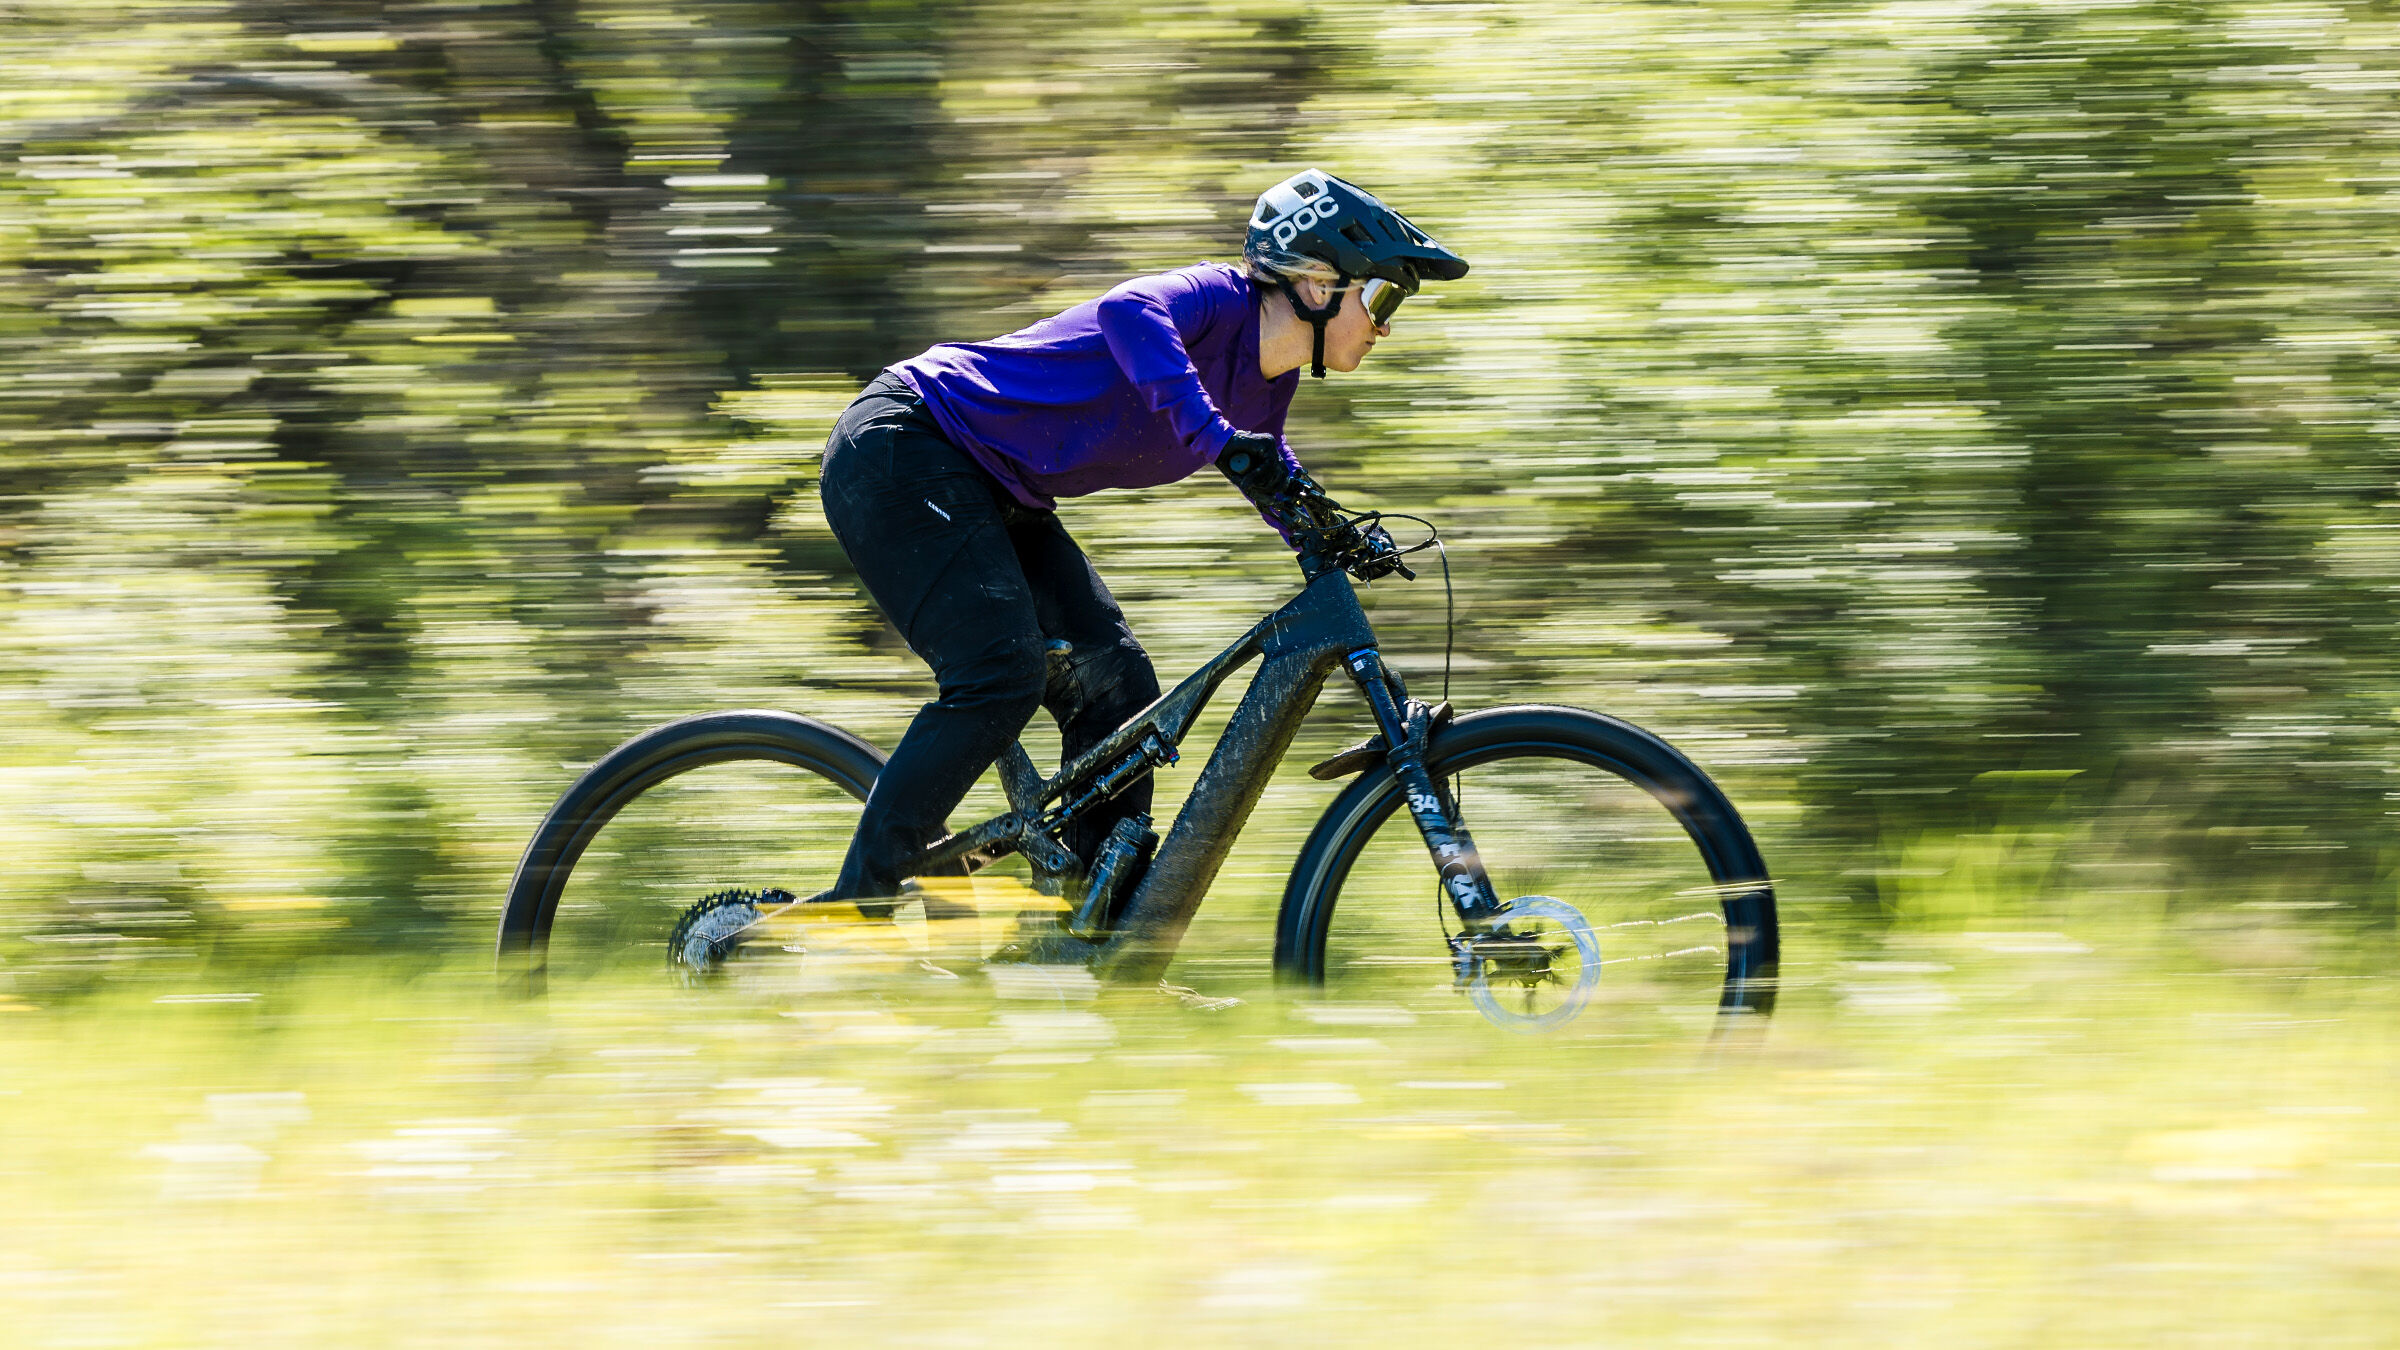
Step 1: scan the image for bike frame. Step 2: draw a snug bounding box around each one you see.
[893,568,1500,985]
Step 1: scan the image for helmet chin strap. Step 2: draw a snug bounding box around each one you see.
[1276,275,1346,378]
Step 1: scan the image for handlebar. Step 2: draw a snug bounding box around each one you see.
[1341,523,1416,582]
[1299,516,1420,584]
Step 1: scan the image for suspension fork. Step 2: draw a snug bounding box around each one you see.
[1342,649,1506,929]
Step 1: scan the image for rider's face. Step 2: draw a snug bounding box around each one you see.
[1300,279,1391,374]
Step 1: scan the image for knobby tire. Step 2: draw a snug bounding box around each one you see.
[1273,705,1779,1016]
[495,710,884,983]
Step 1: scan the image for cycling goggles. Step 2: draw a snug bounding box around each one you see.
[1359,275,1412,326]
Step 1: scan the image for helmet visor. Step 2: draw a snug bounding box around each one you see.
[1361,275,1412,326]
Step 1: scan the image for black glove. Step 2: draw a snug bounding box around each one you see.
[1215,435,1412,580]
[1216,433,1345,541]
[1219,432,1315,506]
[1215,432,1289,500]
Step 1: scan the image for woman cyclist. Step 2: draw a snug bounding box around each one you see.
[813,169,1469,915]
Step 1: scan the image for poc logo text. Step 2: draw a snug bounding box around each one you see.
[1271,195,1339,248]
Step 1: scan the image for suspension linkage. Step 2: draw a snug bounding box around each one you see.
[1016,729,1181,874]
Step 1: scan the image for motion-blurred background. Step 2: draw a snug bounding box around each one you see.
[19,6,2400,1344]
[7,0,2398,981]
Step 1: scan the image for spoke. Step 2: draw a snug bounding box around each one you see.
[1598,944,1721,967]
[1600,911,1719,930]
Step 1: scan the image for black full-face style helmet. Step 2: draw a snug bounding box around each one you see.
[1245,169,1469,376]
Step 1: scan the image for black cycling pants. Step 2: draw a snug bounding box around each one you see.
[817,374,1161,901]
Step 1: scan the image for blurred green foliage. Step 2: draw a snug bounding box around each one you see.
[6,0,2400,980]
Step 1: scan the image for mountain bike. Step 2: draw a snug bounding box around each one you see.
[496,516,1779,1031]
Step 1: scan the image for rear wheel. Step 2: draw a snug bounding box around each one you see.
[1275,706,1777,1032]
[496,711,886,986]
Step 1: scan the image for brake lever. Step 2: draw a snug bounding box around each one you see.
[1346,545,1413,583]
[1356,521,1414,582]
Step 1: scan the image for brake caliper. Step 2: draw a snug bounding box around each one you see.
[1448,924,1555,991]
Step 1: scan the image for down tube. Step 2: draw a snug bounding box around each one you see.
[1098,644,1340,984]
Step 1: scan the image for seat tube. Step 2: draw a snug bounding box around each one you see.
[1342,649,1505,926]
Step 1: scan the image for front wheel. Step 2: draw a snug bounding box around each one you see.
[1274,705,1778,1029]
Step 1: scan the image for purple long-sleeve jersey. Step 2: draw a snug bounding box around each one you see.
[888,262,1303,512]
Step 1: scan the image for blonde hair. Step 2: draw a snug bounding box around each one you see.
[1244,243,1342,290]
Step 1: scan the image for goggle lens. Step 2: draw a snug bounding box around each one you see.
[1361,276,1410,326]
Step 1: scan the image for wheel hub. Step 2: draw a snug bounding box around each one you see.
[1457,896,1602,1032]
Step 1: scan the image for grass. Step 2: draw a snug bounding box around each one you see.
[4,910,2399,1346]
